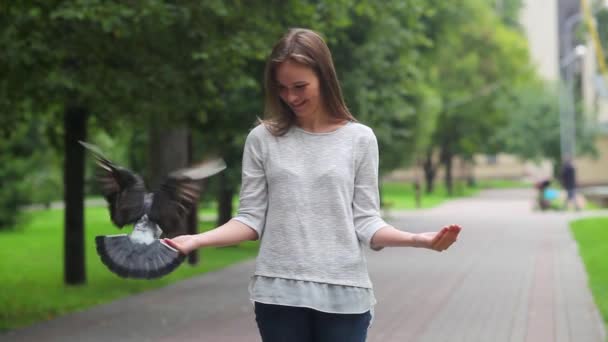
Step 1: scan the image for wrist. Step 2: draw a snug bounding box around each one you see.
[412,234,423,248]
[193,233,209,248]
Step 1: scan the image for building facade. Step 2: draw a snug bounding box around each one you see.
[521,0,608,185]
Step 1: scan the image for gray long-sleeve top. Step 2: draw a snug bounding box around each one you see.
[233,121,387,289]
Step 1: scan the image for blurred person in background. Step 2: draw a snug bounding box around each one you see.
[560,156,580,211]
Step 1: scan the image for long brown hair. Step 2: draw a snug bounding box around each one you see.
[261,28,356,136]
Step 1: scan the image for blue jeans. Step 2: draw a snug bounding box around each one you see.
[254,302,372,342]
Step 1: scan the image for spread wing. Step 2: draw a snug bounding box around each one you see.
[149,158,226,235]
[80,141,146,228]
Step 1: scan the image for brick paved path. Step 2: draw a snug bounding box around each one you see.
[4,189,605,341]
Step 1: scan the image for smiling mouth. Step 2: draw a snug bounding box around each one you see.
[291,101,306,110]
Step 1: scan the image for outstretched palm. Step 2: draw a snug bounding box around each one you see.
[417,224,461,251]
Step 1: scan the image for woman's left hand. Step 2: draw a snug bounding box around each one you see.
[415,224,461,252]
[163,235,199,255]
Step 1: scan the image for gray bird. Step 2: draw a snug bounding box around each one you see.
[80,141,226,279]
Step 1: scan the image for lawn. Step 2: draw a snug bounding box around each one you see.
[381,182,479,210]
[570,216,608,336]
[0,207,259,331]
[475,178,530,189]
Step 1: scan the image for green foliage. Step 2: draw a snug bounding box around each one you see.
[0,115,62,229]
[493,0,524,28]
[2,2,548,228]
[417,0,538,194]
[495,81,598,169]
[433,0,533,157]
[495,84,561,162]
[334,0,442,172]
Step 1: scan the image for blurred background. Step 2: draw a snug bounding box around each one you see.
[1,0,608,333]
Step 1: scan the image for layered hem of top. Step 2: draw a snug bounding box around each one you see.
[249,275,377,315]
[250,299,375,315]
[252,272,373,289]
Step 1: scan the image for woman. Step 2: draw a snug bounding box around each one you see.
[165,28,461,342]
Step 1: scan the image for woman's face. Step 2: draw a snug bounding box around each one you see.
[275,59,325,120]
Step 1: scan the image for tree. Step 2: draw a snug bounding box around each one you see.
[193,0,356,225]
[0,115,53,228]
[493,0,524,28]
[495,82,597,174]
[1,1,360,281]
[333,1,442,176]
[420,0,534,194]
[1,1,208,284]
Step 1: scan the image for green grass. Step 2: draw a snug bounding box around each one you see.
[90,179,527,215]
[197,179,499,214]
[381,180,483,209]
[570,217,608,337]
[0,207,259,331]
[475,179,530,189]
[198,196,240,217]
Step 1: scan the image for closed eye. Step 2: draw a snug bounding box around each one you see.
[276,83,308,90]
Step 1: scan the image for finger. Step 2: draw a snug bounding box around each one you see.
[450,224,462,233]
[430,227,450,250]
[444,225,461,239]
[435,226,459,248]
[433,235,451,251]
[430,227,447,244]
[448,225,461,239]
[163,238,179,250]
[436,230,459,250]
[430,225,461,251]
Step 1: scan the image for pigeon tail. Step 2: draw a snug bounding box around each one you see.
[95,235,185,279]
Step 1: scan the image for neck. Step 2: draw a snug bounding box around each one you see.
[296,111,346,133]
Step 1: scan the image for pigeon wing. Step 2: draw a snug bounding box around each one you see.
[99,163,147,228]
[80,141,146,228]
[149,158,226,235]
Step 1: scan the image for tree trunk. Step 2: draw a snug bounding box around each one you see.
[423,150,436,194]
[444,152,454,197]
[455,157,465,196]
[414,180,421,208]
[186,132,199,265]
[217,171,234,227]
[148,124,189,238]
[64,105,88,285]
[465,159,476,187]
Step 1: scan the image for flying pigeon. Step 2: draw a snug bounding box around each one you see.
[80,141,226,279]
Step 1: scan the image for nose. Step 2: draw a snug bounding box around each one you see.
[286,90,298,104]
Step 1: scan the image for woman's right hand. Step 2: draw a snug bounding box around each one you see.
[163,235,199,255]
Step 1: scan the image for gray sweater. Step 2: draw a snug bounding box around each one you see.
[233,121,387,288]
